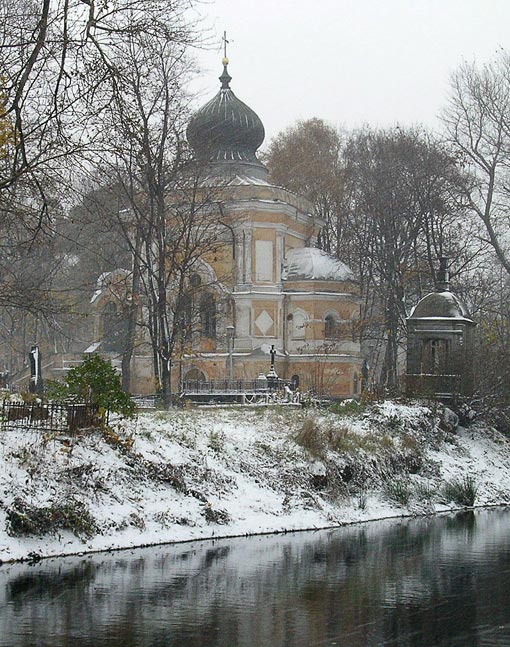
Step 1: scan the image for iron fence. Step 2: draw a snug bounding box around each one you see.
[1,401,104,432]
[181,379,293,394]
[131,394,164,409]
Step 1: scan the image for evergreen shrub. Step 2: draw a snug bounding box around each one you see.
[49,354,135,419]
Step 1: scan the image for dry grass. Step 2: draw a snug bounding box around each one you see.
[294,417,326,457]
[294,417,397,458]
[442,476,478,507]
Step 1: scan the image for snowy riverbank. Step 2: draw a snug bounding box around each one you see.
[1,400,510,563]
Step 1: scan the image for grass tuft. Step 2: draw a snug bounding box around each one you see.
[384,478,411,506]
[294,417,326,457]
[442,476,478,507]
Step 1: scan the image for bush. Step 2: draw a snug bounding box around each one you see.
[442,476,478,507]
[208,430,225,453]
[203,504,230,524]
[329,399,365,417]
[6,497,97,539]
[54,354,135,419]
[327,426,359,453]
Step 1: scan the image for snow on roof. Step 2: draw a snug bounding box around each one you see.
[84,341,101,353]
[409,290,473,321]
[199,173,271,188]
[229,174,271,186]
[283,247,354,282]
[90,269,130,304]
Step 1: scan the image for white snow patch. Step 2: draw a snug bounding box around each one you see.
[1,403,510,563]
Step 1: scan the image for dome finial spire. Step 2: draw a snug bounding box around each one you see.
[220,30,232,89]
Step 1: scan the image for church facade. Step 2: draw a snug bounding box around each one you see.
[89,59,363,398]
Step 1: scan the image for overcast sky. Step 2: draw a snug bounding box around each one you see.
[189,0,509,147]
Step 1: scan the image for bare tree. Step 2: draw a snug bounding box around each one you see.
[342,127,474,389]
[86,25,228,400]
[0,0,205,383]
[0,0,200,195]
[443,51,510,276]
[266,120,473,390]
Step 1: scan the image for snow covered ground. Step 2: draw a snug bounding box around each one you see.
[1,400,509,563]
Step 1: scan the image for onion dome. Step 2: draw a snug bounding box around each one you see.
[187,59,267,179]
[409,291,473,321]
[283,247,355,282]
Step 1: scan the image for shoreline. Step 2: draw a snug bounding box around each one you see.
[2,403,510,565]
[4,502,509,566]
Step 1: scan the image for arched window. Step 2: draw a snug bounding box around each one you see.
[103,302,117,340]
[324,314,338,339]
[422,339,450,374]
[200,293,216,339]
[176,294,192,341]
[291,374,300,389]
[190,273,202,288]
[353,372,359,394]
[103,302,127,352]
[184,368,205,382]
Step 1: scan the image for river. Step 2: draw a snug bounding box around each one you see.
[1,508,510,646]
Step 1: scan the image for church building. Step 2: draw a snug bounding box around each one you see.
[90,58,363,398]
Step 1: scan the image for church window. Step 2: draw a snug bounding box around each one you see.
[255,240,273,282]
[190,273,202,288]
[184,368,206,383]
[176,294,192,341]
[103,302,127,352]
[421,339,449,374]
[291,374,300,389]
[200,293,216,339]
[325,314,339,339]
[353,372,359,394]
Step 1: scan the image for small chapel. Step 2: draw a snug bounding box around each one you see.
[405,258,476,401]
[87,57,363,398]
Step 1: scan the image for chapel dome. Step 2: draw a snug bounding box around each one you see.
[409,290,472,320]
[186,61,266,178]
[283,247,354,282]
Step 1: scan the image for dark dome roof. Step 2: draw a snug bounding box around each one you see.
[409,291,472,320]
[186,63,266,176]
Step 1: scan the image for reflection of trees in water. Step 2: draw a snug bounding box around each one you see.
[7,561,98,607]
[2,511,510,646]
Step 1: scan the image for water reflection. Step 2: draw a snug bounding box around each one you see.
[1,509,510,646]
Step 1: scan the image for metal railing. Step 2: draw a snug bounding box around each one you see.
[131,394,163,409]
[1,401,104,432]
[181,378,293,394]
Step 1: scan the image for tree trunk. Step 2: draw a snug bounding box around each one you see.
[121,233,142,392]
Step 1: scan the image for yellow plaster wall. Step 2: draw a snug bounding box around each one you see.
[177,355,362,398]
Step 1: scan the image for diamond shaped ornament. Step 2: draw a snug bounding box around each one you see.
[255,310,274,335]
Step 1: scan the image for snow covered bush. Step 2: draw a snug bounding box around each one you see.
[6,497,97,539]
[329,399,365,417]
